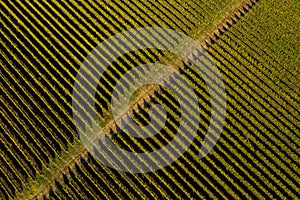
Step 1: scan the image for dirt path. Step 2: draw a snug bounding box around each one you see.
[17,1,257,199]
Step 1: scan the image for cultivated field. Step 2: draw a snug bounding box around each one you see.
[0,0,299,199]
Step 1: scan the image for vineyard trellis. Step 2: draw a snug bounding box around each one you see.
[1,0,299,199]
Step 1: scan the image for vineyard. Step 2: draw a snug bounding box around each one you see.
[1,0,299,199]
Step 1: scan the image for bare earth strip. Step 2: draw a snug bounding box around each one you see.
[16,0,258,199]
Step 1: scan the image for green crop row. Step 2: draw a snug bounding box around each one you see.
[207,46,299,198]
[1,4,81,139]
[211,38,297,153]
[0,49,67,154]
[240,1,299,73]
[217,36,299,134]
[228,26,299,101]
[3,0,298,199]
[183,63,296,199]
[238,21,299,91]
[0,72,55,159]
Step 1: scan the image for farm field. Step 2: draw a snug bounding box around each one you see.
[0,0,299,199]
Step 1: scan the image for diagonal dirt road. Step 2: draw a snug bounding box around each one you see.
[17,1,258,199]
